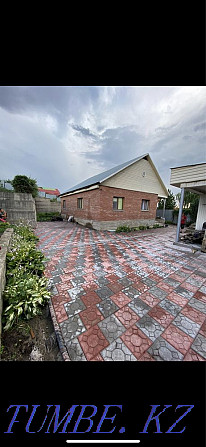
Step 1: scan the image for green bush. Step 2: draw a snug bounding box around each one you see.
[37,212,60,221]
[153,224,160,228]
[115,225,132,233]
[0,222,12,235]
[138,225,147,230]
[2,223,50,330]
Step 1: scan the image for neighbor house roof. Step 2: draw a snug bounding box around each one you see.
[38,187,60,196]
[60,153,168,197]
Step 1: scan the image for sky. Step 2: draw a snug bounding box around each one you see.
[0,86,205,195]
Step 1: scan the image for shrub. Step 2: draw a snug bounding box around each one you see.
[115,225,131,233]
[0,221,12,235]
[153,224,160,228]
[2,223,50,330]
[37,212,60,221]
[138,225,147,230]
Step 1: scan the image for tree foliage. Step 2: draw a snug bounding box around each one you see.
[158,189,176,210]
[11,175,38,198]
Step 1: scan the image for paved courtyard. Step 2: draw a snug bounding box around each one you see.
[35,222,206,361]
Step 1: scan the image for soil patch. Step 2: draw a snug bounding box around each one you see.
[1,305,63,361]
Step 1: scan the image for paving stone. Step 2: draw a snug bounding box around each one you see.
[191,334,206,359]
[118,277,133,287]
[162,324,193,355]
[65,337,87,361]
[164,277,181,287]
[101,338,137,361]
[97,297,119,318]
[110,291,131,308]
[175,286,194,299]
[148,336,184,361]
[149,286,168,300]
[79,305,104,329]
[136,315,165,341]
[121,325,153,359]
[199,285,206,294]
[184,348,205,361]
[123,286,141,299]
[172,314,201,338]
[64,297,86,317]
[194,270,206,278]
[78,325,109,360]
[158,298,181,317]
[60,315,86,343]
[188,298,206,314]
[128,297,150,317]
[96,286,114,300]
[143,277,157,287]
[98,314,126,343]
[68,287,85,300]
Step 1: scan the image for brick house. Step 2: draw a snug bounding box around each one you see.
[60,153,168,230]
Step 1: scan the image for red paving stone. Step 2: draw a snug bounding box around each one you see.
[78,325,109,360]
[199,319,206,336]
[181,304,206,325]
[183,349,205,361]
[110,291,131,308]
[120,325,152,359]
[107,281,124,293]
[162,324,193,355]
[81,291,102,308]
[79,305,104,329]
[138,352,155,361]
[193,290,206,303]
[133,281,149,293]
[139,292,160,307]
[167,292,188,307]
[115,305,140,329]
[148,305,174,328]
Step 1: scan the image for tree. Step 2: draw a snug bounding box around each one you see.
[176,191,198,209]
[158,189,176,210]
[11,175,38,198]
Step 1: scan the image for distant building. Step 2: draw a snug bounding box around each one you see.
[60,153,168,230]
[38,187,60,200]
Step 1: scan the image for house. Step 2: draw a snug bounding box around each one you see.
[170,162,206,242]
[60,153,168,230]
[38,187,60,200]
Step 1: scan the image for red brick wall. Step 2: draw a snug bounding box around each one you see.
[61,188,101,220]
[99,186,158,221]
[61,186,158,221]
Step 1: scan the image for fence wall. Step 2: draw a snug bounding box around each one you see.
[0,192,37,227]
[35,197,61,214]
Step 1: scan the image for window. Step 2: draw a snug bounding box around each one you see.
[63,200,66,209]
[77,198,83,209]
[141,199,149,211]
[113,197,124,210]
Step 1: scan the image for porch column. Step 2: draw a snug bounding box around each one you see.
[175,187,184,243]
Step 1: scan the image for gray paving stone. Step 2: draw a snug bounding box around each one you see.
[172,314,201,338]
[185,277,201,287]
[188,298,206,314]
[101,338,137,361]
[70,276,85,287]
[123,286,141,299]
[60,315,86,342]
[68,287,85,300]
[118,277,133,287]
[95,277,110,286]
[149,286,168,300]
[65,337,87,361]
[136,315,165,341]
[143,278,157,287]
[194,270,206,278]
[164,277,181,287]
[191,334,206,359]
[148,336,184,361]
[64,297,86,318]
[128,297,150,317]
[97,297,119,318]
[96,286,114,300]
[98,315,125,343]
[158,298,181,316]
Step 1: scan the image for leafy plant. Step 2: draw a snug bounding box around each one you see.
[138,225,147,230]
[2,223,50,331]
[37,212,61,221]
[115,225,132,233]
[153,224,160,228]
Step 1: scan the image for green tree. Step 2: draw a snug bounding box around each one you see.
[11,175,38,198]
[158,189,176,210]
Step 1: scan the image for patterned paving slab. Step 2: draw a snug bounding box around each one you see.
[35,222,206,361]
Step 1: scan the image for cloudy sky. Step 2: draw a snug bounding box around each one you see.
[0,86,205,195]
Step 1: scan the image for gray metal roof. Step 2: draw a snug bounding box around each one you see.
[60,153,149,195]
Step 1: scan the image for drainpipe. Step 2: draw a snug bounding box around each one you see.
[175,187,184,243]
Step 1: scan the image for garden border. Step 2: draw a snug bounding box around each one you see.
[0,228,14,358]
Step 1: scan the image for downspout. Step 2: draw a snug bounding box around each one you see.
[175,187,184,243]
